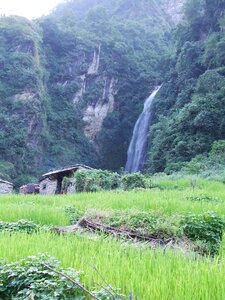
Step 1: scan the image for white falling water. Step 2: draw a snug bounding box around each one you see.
[125,86,161,173]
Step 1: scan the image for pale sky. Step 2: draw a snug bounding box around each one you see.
[0,0,66,19]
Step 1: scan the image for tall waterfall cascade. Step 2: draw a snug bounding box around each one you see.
[125,86,161,173]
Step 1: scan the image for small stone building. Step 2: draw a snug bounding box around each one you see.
[0,179,13,194]
[20,183,40,194]
[39,164,93,195]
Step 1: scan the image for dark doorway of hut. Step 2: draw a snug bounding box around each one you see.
[55,175,63,194]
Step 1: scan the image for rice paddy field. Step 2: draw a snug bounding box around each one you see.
[0,177,225,299]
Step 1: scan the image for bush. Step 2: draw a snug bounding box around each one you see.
[121,173,147,190]
[0,254,84,299]
[0,254,124,300]
[0,219,38,233]
[128,212,157,233]
[74,170,120,193]
[182,211,225,255]
[64,206,84,224]
[88,210,181,239]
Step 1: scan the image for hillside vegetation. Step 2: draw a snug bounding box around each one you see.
[146,0,225,173]
[0,0,180,185]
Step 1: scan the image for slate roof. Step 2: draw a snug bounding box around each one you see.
[40,164,93,180]
[0,179,13,186]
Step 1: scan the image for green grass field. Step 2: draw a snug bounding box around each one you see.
[0,178,225,299]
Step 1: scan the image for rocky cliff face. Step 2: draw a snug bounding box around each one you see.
[83,76,118,140]
[49,0,185,147]
[64,43,118,141]
[0,16,47,183]
[162,0,185,24]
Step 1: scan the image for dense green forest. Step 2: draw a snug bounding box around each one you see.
[146,0,225,173]
[0,0,225,185]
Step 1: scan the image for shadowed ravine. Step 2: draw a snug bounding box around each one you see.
[125,86,161,173]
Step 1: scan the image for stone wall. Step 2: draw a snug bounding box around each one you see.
[39,178,57,195]
[66,179,76,194]
[0,183,13,194]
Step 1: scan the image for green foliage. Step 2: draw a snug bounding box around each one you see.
[91,210,181,239]
[145,1,225,174]
[182,211,225,254]
[121,173,147,190]
[0,254,84,299]
[64,206,84,225]
[210,140,225,155]
[74,170,120,193]
[0,219,38,233]
[180,140,225,179]
[187,196,223,203]
[0,16,47,184]
[0,161,15,181]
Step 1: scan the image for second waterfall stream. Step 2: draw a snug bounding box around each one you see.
[125,86,161,173]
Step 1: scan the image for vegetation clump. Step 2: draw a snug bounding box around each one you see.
[182,211,225,255]
[64,206,84,225]
[84,208,225,254]
[86,210,181,240]
[0,254,123,299]
[74,170,157,193]
[0,219,39,233]
[187,195,222,203]
[121,173,147,190]
[74,170,120,192]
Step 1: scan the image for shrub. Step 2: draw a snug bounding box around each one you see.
[0,254,124,300]
[74,170,120,193]
[182,211,225,255]
[0,254,84,299]
[0,219,38,233]
[88,210,181,239]
[121,173,146,190]
[128,212,157,233]
[64,206,84,224]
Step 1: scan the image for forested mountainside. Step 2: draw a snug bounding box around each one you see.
[0,0,183,185]
[146,0,225,174]
[1,0,225,185]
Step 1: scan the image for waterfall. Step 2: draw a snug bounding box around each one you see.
[125,86,161,173]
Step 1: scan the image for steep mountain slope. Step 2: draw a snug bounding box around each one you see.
[54,0,183,25]
[40,0,184,171]
[145,0,225,173]
[0,17,47,184]
[0,0,184,184]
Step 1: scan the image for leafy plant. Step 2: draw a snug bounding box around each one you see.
[121,173,147,190]
[0,219,39,233]
[182,211,225,255]
[0,254,84,299]
[74,170,120,193]
[64,206,84,225]
[0,254,124,300]
[128,212,157,233]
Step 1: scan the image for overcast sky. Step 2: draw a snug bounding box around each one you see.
[0,0,66,19]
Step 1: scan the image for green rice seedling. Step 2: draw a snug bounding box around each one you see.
[0,178,225,225]
[0,232,224,300]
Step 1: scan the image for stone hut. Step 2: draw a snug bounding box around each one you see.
[39,164,93,195]
[20,183,40,194]
[0,179,13,194]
